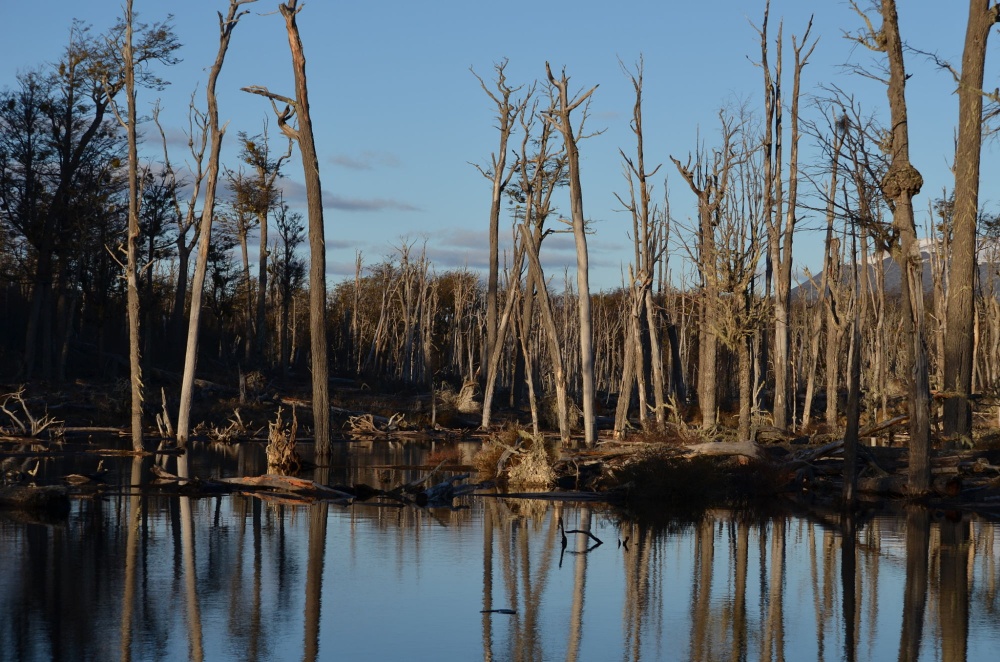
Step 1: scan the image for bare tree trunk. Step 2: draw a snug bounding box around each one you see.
[617,58,668,430]
[870,0,933,494]
[122,0,144,452]
[614,321,637,438]
[672,115,740,430]
[481,247,522,429]
[545,63,597,447]
[472,61,525,404]
[825,242,846,429]
[943,0,1000,439]
[737,335,753,441]
[774,17,815,431]
[520,223,570,444]
[843,236,865,504]
[177,2,250,446]
[246,0,330,456]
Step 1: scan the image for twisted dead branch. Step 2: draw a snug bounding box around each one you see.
[0,387,64,439]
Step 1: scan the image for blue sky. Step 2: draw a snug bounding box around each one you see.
[2,0,997,290]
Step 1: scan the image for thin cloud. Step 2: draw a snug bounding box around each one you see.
[325,194,421,213]
[276,181,420,212]
[330,151,401,170]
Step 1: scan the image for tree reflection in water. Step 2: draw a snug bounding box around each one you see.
[3,444,1000,661]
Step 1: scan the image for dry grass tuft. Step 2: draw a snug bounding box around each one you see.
[266,406,301,474]
[473,425,557,487]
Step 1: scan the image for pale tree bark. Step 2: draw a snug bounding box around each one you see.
[480,242,524,430]
[104,4,180,450]
[852,0,932,494]
[122,0,143,452]
[545,62,598,447]
[520,222,571,444]
[98,4,179,449]
[471,61,527,402]
[943,0,1000,439]
[754,2,777,418]
[615,57,668,433]
[487,84,571,440]
[883,0,933,495]
[802,111,847,432]
[713,119,766,443]
[760,7,816,431]
[672,113,740,430]
[245,0,331,457]
[176,1,253,447]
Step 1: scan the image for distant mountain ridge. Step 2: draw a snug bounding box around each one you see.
[792,238,1000,300]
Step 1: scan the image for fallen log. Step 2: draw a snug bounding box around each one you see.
[680,440,760,459]
[217,475,354,500]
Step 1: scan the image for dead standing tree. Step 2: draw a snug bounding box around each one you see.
[493,95,568,435]
[103,2,180,451]
[471,60,529,410]
[672,112,741,430]
[174,1,253,448]
[849,0,932,494]
[245,0,331,458]
[613,57,672,437]
[942,1,1000,440]
[754,3,816,431]
[544,62,598,448]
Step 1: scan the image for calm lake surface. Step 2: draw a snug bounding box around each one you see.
[1,439,999,661]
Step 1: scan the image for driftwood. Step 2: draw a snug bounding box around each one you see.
[681,440,761,459]
[149,466,355,502]
[0,387,64,439]
[345,411,406,434]
[217,475,354,500]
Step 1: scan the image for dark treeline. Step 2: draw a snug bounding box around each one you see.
[2,1,999,494]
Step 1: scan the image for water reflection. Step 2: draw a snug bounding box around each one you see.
[1,442,1000,661]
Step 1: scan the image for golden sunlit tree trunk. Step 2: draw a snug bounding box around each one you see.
[176,1,254,446]
[545,63,598,447]
[472,60,527,425]
[875,0,933,495]
[246,0,331,457]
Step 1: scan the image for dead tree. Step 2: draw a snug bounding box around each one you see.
[244,0,331,457]
[943,1,1000,439]
[714,120,768,442]
[471,61,528,409]
[755,3,816,431]
[850,0,932,494]
[120,1,143,452]
[802,107,849,432]
[175,1,253,447]
[614,57,670,435]
[544,62,599,447]
[672,112,741,430]
[104,2,181,451]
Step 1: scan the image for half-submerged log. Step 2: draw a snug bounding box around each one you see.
[218,475,353,500]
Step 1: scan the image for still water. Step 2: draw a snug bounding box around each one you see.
[1,440,999,661]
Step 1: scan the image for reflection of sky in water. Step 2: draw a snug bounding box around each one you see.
[1,444,999,660]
